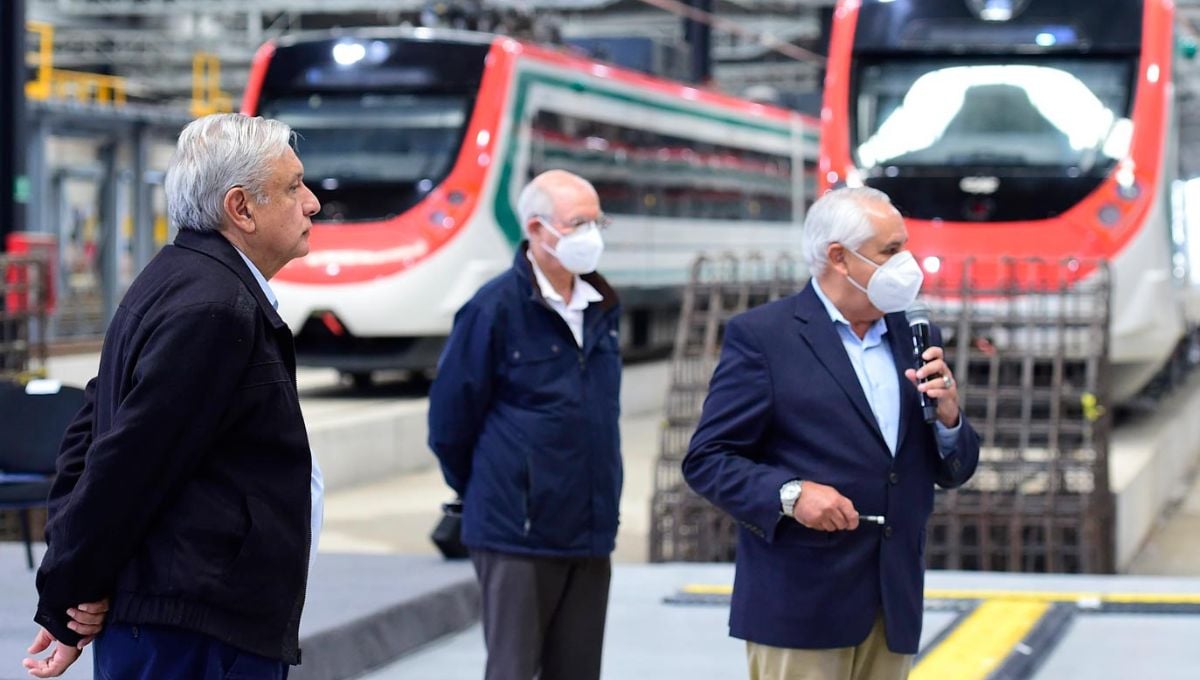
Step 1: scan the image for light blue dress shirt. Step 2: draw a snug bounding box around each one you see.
[811,278,959,457]
[234,247,324,575]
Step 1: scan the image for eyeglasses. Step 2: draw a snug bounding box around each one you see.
[537,214,611,234]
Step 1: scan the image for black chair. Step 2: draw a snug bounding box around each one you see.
[0,380,86,569]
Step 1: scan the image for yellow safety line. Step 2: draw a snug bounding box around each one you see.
[925,589,1200,605]
[910,599,1049,680]
[680,584,1200,604]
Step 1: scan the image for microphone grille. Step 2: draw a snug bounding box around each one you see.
[905,301,931,326]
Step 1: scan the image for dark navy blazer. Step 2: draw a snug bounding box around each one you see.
[682,282,979,654]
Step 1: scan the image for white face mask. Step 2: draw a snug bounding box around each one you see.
[845,248,924,313]
[537,218,605,274]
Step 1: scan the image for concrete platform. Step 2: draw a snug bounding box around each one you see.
[1111,371,1200,570]
[0,545,478,680]
[7,548,1200,680]
[365,566,1200,680]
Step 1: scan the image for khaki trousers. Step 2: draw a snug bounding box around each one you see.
[746,615,913,680]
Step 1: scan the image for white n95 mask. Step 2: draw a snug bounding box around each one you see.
[538,218,605,274]
[846,249,924,313]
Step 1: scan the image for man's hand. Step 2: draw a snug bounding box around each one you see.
[67,598,110,647]
[793,481,859,531]
[905,345,960,428]
[22,628,81,678]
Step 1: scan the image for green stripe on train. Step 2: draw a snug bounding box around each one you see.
[493,67,819,246]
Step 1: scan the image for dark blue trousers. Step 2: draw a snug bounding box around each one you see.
[94,622,288,680]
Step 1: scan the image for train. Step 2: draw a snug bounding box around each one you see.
[819,0,1196,403]
[241,28,819,385]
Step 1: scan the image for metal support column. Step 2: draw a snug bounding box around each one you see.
[0,0,25,247]
[26,116,50,233]
[99,141,123,325]
[132,124,156,273]
[684,0,713,85]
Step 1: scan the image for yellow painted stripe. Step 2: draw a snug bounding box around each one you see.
[910,600,1049,680]
[925,589,1200,605]
[682,584,733,595]
[681,584,1200,605]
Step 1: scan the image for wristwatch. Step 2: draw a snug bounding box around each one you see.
[780,480,803,517]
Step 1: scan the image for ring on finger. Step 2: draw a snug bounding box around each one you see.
[943,374,954,389]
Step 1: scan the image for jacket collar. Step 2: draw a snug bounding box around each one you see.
[172,229,288,331]
[513,240,619,312]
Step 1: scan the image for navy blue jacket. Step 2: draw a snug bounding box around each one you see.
[36,230,312,664]
[682,282,979,654]
[428,244,623,557]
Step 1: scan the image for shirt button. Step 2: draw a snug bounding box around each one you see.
[884,526,893,539]
[889,472,899,485]
[512,351,520,360]
[552,344,560,353]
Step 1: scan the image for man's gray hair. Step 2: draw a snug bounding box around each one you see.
[516,180,555,237]
[166,113,295,233]
[802,186,896,277]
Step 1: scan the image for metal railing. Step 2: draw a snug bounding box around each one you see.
[649,254,1116,573]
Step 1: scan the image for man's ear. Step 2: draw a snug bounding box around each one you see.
[827,242,848,274]
[526,217,543,240]
[223,187,256,235]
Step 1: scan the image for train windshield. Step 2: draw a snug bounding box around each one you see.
[853,57,1134,172]
[851,56,1136,221]
[262,94,469,222]
[257,37,490,223]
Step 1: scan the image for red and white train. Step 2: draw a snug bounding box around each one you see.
[820,0,1195,402]
[242,29,818,385]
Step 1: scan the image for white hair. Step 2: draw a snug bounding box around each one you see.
[802,186,896,277]
[166,113,295,233]
[516,180,555,237]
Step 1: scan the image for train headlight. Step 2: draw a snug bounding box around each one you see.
[332,41,366,66]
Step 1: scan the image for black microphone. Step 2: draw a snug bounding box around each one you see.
[905,302,938,424]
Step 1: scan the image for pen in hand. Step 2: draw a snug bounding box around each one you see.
[859,515,885,525]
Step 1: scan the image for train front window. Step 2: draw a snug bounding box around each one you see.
[853,58,1134,173]
[261,94,470,222]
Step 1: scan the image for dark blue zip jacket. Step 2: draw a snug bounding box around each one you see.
[35,230,311,664]
[428,243,623,557]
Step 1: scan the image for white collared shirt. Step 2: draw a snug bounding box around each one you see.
[527,250,603,347]
[233,247,323,576]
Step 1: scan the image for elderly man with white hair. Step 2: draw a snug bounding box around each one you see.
[683,187,980,680]
[429,169,623,680]
[25,113,320,679]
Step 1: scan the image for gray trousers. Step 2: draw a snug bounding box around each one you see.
[470,548,612,680]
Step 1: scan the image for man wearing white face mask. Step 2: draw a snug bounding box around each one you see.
[683,187,979,680]
[428,170,622,680]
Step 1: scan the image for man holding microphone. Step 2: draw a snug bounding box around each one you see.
[683,187,979,680]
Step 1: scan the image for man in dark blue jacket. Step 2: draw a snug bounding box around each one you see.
[429,169,622,680]
[24,113,320,679]
[683,187,979,680]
